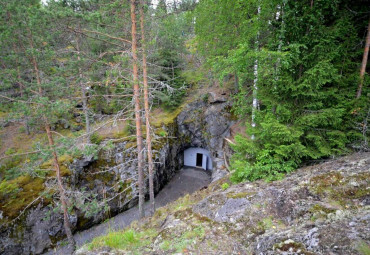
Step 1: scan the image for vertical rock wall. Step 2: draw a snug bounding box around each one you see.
[0,95,235,255]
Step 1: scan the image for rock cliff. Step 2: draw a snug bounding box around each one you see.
[79,152,370,255]
[0,95,234,255]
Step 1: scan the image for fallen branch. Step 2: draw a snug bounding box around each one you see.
[0,150,41,160]
[224,137,236,145]
[12,195,42,223]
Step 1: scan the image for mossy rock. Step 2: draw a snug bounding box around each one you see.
[41,154,73,177]
[226,191,256,199]
[0,175,45,222]
[273,239,315,254]
[309,204,336,214]
[151,104,186,128]
[125,142,137,149]
[310,172,343,195]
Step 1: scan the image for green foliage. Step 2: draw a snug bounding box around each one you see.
[4,148,16,156]
[90,132,103,145]
[82,144,99,159]
[196,0,369,182]
[230,113,306,182]
[0,156,23,181]
[356,241,370,255]
[0,180,19,198]
[157,129,167,137]
[88,228,155,251]
[221,183,229,190]
[150,4,193,110]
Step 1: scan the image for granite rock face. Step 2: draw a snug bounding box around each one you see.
[0,97,235,254]
[192,152,370,255]
[78,152,370,255]
[176,98,234,181]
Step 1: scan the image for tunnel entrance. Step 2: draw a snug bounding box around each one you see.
[196,153,203,167]
[184,147,212,170]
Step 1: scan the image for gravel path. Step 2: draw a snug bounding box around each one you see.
[45,167,211,254]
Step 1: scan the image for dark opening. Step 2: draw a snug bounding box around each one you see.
[196,153,203,167]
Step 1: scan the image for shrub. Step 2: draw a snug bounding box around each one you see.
[90,132,103,145]
[221,183,229,190]
[0,180,20,198]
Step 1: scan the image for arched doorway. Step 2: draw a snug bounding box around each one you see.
[183,148,213,170]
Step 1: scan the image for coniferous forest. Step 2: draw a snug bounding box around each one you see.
[0,0,369,254]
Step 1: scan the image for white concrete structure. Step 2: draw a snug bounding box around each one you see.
[183,147,212,170]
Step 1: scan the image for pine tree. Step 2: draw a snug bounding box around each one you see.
[0,0,76,247]
[140,0,155,215]
[195,0,369,182]
[130,0,145,219]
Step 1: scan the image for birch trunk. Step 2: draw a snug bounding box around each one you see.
[356,18,370,99]
[251,5,261,140]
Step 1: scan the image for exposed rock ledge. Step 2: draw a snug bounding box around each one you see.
[0,96,235,255]
[79,152,370,255]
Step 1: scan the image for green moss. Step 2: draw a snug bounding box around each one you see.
[0,157,23,180]
[41,154,73,177]
[125,142,137,149]
[156,129,168,137]
[152,137,167,152]
[261,216,274,229]
[356,241,370,255]
[273,240,315,254]
[310,172,344,194]
[171,194,195,211]
[226,191,256,199]
[159,225,206,253]
[309,204,336,221]
[251,216,279,234]
[152,104,186,128]
[0,181,19,197]
[0,175,45,221]
[310,172,370,206]
[309,204,336,214]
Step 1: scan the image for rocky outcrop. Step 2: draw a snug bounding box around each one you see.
[0,95,235,255]
[77,152,370,255]
[176,96,235,181]
[190,152,370,254]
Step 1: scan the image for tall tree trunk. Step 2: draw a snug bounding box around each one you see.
[140,0,155,215]
[76,25,90,142]
[44,123,76,248]
[130,0,145,219]
[28,30,75,248]
[356,17,370,99]
[275,0,286,82]
[251,5,261,140]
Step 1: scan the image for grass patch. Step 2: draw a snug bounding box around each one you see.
[356,241,370,255]
[171,194,195,211]
[88,228,155,251]
[160,225,206,253]
[159,240,171,251]
[221,183,229,191]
